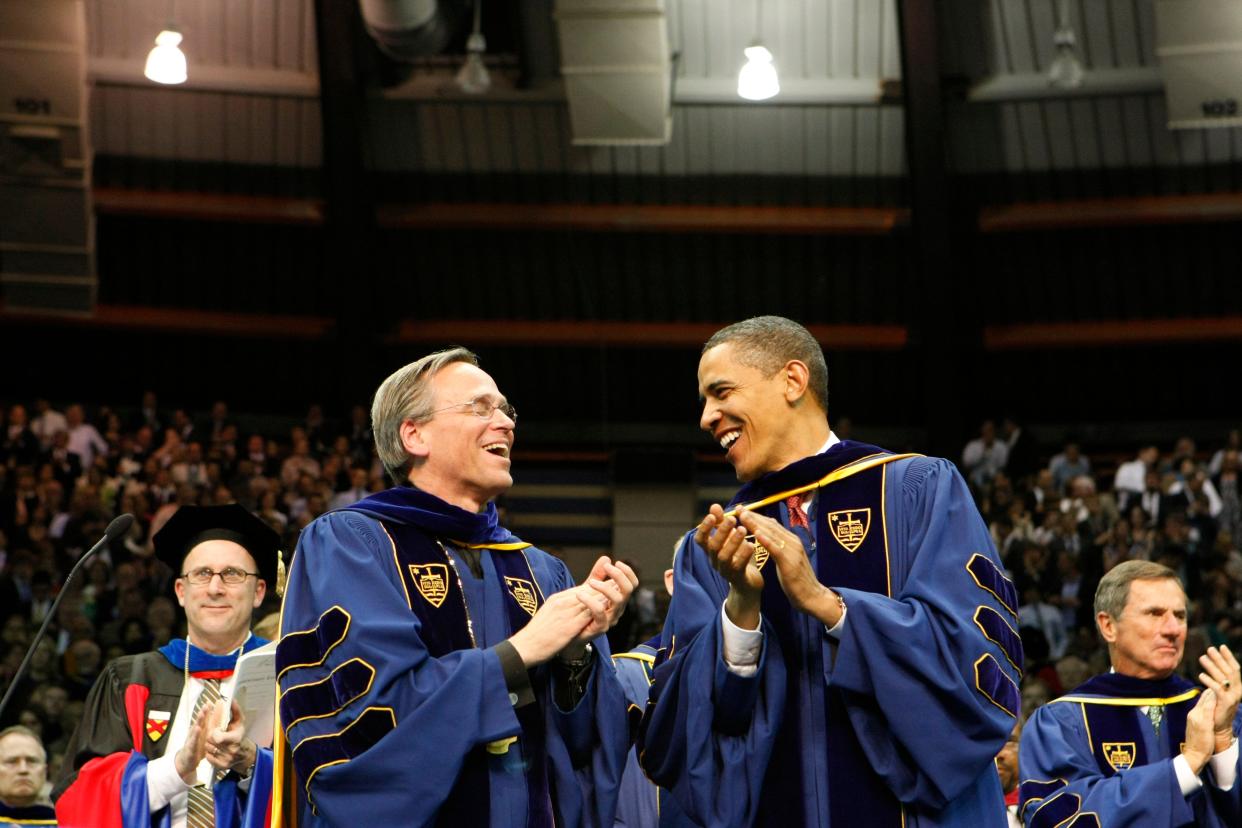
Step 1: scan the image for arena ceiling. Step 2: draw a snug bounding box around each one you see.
[3,0,1242,456]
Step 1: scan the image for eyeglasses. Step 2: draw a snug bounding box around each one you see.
[425,396,517,424]
[181,566,259,586]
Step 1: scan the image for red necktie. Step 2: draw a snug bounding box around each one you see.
[785,493,810,530]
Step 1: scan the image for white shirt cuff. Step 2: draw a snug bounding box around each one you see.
[1174,753,1203,796]
[824,602,847,639]
[146,751,193,812]
[720,605,762,677]
[1209,737,1239,790]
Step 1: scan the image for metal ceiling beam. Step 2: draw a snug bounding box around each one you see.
[985,317,1242,349]
[377,203,909,235]
[313,0,378,404]
[381,74,902,105]
[967,67,1163,102]
[979,193,1242,231]
[15,303,1235,353]
[390,319,909,350]
[90,189,908,235]
[896,0,966,459]
[89,58,319,98]
[94,188,326,225]
[0,303,334,338]
[96,186,1242,237]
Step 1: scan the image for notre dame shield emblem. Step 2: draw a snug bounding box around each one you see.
[409,563,449,608]
[505,577,539,616]
[1103,742,1135,771]
[749,538,770,571]
[828,509,871,552]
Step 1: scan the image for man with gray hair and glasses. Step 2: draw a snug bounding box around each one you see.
[1019,560,1242,827]
[275,347,636,827]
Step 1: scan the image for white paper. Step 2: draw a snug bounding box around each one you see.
[221,640,277,748]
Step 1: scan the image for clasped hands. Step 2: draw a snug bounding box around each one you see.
[175,697,256,785]
[509,556,638,667]
[1182,645,1241,774]
[695,504,842,630]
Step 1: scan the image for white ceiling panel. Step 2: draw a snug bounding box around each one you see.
[368,95,906,178]
[90,86,321,165]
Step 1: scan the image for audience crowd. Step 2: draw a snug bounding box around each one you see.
[960,418,1242,724]
[2,396,1240,809]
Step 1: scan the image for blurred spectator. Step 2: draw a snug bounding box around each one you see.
[60,640,101,701]
[203,399,232,449]
[329,466,372,510]
[1113,445,1157,511]
[1053,655,1090,693]
[30,685,68,746]
[1209,429,1241,476]
[1025,468,1059,520]
[962,419,1009,489]
[64,405,107,472]
[1051,551,1087,631]
[0,725,53,820]
[1020,586,1068,660]
[346,405,373,464]
[131,390,162,433]
[280,437,320,488]
[1020,675,1054,721]
[1166,435,1198,475]
[1049,441,1091,494]
[1136,467,1168,527]
[2,405,39,469]
[28,400,66,452]
[169,408,196,443]
[1001,416,1039,483]
[304,403,327,455]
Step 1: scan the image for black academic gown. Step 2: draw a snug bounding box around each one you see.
[0,799,57,825]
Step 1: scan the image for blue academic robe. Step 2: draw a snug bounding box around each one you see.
[1020,673,1242,827]
[640,444,1022,827]
[612,638,658,828]
[275,487,628,828]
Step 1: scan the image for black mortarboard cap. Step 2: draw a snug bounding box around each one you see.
[153,503,281,587]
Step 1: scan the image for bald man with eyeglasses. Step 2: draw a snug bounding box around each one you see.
[54,504,278,828]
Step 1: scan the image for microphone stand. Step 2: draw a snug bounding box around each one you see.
[0,513,135,722]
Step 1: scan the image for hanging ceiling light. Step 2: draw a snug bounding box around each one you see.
[455,0,490,94]
[738,42,779,100]
[145,29,187,84]
[1048,0,1084,89]
[737,1,778,101]
[145,0,186,85]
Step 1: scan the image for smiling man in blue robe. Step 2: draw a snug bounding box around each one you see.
[1019,560,1242,827]
[274,347,636,827]
[638,315,1022,827]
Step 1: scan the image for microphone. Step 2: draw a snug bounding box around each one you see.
[0,513,136,721]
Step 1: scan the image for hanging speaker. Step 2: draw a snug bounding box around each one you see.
[1155,0,1242,129]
